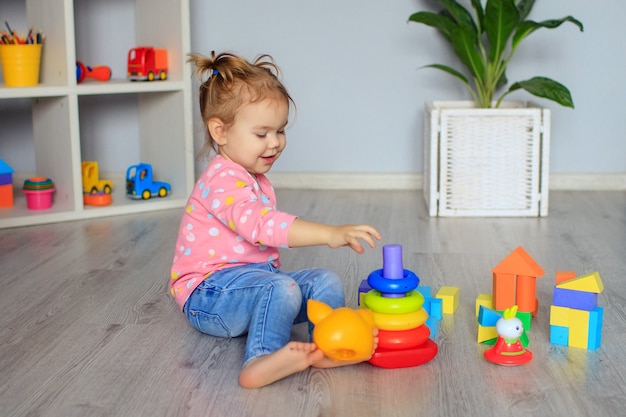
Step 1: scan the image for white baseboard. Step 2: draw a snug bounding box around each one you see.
[549,173,626,190]
[267,172,626,191]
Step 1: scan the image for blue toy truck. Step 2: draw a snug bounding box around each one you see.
[125,163,171,200]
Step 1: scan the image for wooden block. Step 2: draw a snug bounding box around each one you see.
[416,285,432,298]
[555,270,577,286]
[587,307,604,351]
[550,325,569,346]
[556,271,604,293]
[550,305,571,327]
[492,273,515,310]
[516,275,538,314]
[0,184,13,208]
[477,324,498,344]
[475,293,493,316]
[478,305,500,326]
[358,279,371,306]
[553,287,598,311]
[492,246,545,277]
[425,315,438,338]
[436,286,459,314]
[568,309,590,349]
[429,297,443,320]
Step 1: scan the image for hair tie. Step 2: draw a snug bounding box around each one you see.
[211,69,219,76]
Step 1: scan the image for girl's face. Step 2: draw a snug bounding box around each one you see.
[215,97,289,175]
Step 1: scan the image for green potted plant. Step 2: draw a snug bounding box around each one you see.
[409,0,584,217]
[409,0,583,109]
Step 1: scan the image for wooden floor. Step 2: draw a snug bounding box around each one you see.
[1,190,625,417]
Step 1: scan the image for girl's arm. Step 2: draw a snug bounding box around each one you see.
[287,218,382,253]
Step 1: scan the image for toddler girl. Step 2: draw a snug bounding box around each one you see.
[170,51,381,388]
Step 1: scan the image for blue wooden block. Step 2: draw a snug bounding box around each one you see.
[478,305,501,326]
[358,279,371,293]
[553,287,598,311]
[422,296,431,314]
[416,285,432,298]
[550,325,569,346]
[587,306,604,350]
[429,297,443,320]
[425,315,437,337]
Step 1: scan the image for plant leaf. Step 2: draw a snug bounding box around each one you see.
[450,26,484,79]
[496,67,508,90]
[437,0,478,35]
[512,16,584,50]
[485,0,520,62]
[508,76,574,108]
[516,0,535,21]
[408,11,457,41]
[470,0,485,33]
[422,64,470,86]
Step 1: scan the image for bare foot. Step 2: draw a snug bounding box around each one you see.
[238,341,324,388]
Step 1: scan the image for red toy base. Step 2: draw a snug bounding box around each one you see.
[377,325,431,350]
[483,348,533,366]
[369,339,438,369]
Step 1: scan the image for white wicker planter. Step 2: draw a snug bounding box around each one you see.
[423,101,550,217]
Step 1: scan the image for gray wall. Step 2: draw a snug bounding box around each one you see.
[190,0,625,175]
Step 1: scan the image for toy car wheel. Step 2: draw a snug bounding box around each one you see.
[90,186,99,195]
[141,190,152,200]
[158,187,168,198]
[147,71,155,81]
[159,71,167,80]
[103,185,112,194]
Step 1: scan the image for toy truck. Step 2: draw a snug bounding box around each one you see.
[125,163,171,200]
[81,161,113,195]
[127,47,168,81]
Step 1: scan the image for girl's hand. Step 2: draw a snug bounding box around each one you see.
[327,224,382,253]
[287,219,381,253]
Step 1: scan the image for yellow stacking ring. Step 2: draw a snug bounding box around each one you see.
[371,308,428,331]
[363,289,425,315]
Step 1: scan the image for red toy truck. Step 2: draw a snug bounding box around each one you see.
[127,47,168,81]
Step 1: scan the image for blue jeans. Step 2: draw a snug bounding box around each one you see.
[183,262,345,366]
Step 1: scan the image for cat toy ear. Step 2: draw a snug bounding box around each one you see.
[307,299,333,325]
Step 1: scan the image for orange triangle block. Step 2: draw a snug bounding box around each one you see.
[492,246,545,277]
[556,271,604,293]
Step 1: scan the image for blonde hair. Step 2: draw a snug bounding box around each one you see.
[187,51,294,157]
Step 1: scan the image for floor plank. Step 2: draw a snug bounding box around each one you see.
[0,190,624,417]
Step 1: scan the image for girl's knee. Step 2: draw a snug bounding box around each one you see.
[310,268,345,307]
[270,276,302,311]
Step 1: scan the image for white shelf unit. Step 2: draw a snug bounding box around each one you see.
[0,0,194,228]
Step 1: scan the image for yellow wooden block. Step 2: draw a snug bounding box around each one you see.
[475,293,493,316]
[568,309,590,349]
[550,305,571,326]
[556,271,604,293]
[477,324,498,343]
[436,286,460,314]
[359,291,367,306]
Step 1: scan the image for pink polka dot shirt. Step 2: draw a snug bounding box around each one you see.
[170,155,297,309]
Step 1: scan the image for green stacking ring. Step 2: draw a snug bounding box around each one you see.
[363,289,425,314]
[23,177,55,191]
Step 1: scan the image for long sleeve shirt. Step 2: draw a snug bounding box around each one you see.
[169,155,297,309]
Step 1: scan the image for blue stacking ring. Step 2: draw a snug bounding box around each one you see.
[367,268,419,294]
